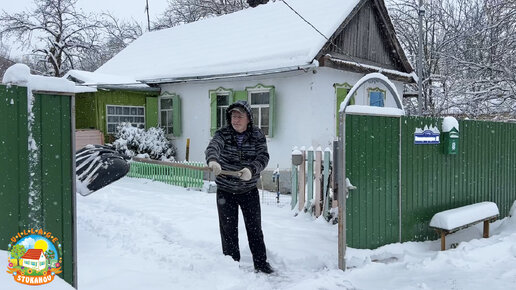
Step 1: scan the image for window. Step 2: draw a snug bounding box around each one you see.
[160,97,173,135]
[106,105,145,134]
[209,87,234,136]
[368,87,386,107]
[248,90,270,136]
[216,94,230,129]
[210,85,275,137]
[40,261,45,266]
[159,92,182,137]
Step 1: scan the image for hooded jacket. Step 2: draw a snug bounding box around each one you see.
[205,100,269,193]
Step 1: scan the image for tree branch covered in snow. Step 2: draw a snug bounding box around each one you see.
[388,0,516,120]
[0,0,102,76]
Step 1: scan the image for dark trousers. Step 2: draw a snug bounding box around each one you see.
[216,188,267,267]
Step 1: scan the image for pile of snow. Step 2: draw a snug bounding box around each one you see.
[112,123,176,161]
[2,178,516,289]
[2,64,76,93]
[429,202,499,230]
[442,116,460,132]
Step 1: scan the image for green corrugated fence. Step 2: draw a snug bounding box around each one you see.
[128,161,204,188]
[343,114,516,249]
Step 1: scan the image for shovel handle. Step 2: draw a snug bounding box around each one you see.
[132,157,242,177]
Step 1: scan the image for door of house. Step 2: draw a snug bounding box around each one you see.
[344,113,400,249]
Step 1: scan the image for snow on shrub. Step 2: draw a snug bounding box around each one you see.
[113,123,176,161]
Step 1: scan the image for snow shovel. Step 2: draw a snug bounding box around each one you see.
[76,145,131,196]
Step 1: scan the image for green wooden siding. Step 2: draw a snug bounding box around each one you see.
[75,93,97,129]
[75,90,158,141]
[0,85,76,287]
[345,114,400,249]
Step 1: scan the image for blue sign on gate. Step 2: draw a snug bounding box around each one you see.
[414,126,440,144]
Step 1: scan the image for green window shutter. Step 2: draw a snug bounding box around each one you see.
[145,96,158,129]
[269,87,276,138]
[335,84,352,136]
[233,90,248,102]
[172,94,182,136]
[210,92,217,136]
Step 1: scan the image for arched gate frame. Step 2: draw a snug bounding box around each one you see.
[337,73,405,270]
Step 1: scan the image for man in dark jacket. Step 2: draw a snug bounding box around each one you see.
[205,100,274,274]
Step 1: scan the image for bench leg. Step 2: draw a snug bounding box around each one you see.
[441,231,446,251]
[483,220,489,238]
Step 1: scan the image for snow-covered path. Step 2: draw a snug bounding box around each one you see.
[3,177,516,289]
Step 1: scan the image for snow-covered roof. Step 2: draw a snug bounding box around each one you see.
[63,70,156,92]
[96,0,361,82]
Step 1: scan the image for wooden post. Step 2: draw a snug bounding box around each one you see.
[483,220,490,238]
[185,138,190,161]
[322,148,331,220]
[314,147,322,217]
[298,147,306,212]
[441,231,446,251]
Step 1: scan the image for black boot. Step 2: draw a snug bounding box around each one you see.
[254,262,274,274]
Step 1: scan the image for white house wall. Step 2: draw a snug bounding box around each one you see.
[160,67,404,171]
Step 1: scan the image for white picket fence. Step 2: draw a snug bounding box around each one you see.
[291,146,335,220]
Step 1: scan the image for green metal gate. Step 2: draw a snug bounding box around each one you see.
[345,114,400,249]
[0,85,76,287]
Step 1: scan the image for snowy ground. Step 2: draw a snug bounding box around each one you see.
[3,177,516,289]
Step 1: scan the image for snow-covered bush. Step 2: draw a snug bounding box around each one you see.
[112,123,176,161]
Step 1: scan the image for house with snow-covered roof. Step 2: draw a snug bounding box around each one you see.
[63,70,160,144]
[84,0,415,191]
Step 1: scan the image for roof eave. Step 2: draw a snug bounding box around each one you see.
[139,63,318,85]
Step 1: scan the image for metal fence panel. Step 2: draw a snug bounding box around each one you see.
[0,85,76,287]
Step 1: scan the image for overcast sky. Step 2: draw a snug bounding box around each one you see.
[2,0,169,23]
[2,0,170,58]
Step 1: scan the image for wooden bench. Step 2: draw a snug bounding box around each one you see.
[429,202,499,251]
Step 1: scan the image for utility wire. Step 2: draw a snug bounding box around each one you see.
[281,0,394,74]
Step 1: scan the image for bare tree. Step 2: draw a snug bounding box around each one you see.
[154,0,250,29]
[388,0,516,120]
[0,0,102,76]
[79,13,144,71]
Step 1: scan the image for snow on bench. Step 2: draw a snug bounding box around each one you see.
[429,201,499,250]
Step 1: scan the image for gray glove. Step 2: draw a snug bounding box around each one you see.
[238,168,252,181]
[208,161,222,176]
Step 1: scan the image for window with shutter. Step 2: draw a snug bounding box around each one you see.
[334,83,353,136]
[209,87,234,136]
[245,84,275,137]
[159,92,182,137]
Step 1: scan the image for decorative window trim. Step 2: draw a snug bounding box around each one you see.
[159,91,182,137]
[209,87,234,135]
[106,104,146,134]
[245,84,275,137]
[367,87,386,107]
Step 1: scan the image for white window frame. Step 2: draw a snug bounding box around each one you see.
[106,105,145,134]
[159,94,174,136]
[247,87,271,136]
[216,92,231,130]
